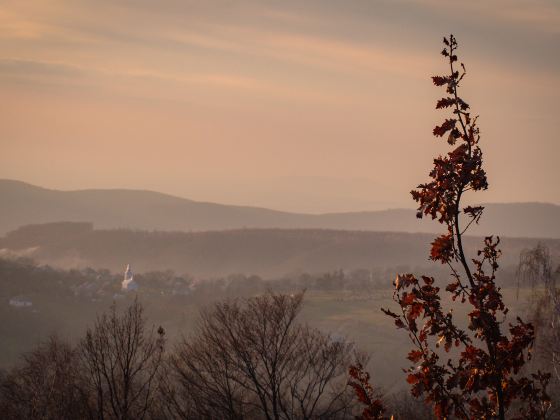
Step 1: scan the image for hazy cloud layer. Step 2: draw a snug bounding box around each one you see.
[0,0,558,212]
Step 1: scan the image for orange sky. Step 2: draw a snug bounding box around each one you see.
[1,0,559,212]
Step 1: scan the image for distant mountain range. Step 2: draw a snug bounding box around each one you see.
[1,179,559,238]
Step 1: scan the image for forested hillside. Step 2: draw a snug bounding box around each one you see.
[1,222,558,277]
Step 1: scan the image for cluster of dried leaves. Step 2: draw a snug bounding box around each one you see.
[348,364,387,419]
[351,35,551,420]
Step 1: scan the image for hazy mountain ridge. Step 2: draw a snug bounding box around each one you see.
[2,222,559,278]
[1,179,559,238]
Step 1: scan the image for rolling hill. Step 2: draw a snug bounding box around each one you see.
[0,179,559,238]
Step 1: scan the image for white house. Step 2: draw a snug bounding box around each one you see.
[9,296,33,308]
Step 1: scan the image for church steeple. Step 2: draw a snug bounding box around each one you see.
[122,264,138,291]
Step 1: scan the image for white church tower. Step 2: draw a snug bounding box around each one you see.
[122,264,138,291]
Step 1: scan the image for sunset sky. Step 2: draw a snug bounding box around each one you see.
[1,0,558,213]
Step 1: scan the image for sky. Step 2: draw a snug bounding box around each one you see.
[0,0,559,213]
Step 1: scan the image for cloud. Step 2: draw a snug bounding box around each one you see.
[0,58,85,77]
[0,8,46,39]
[412,0,560,34]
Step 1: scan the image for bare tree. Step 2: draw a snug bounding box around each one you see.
[518,244,560,376]
[517,243,560,419]
[0,335,89,420]
[517,242,555,299]
[167,292,361,419]
[80,298,166,420]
